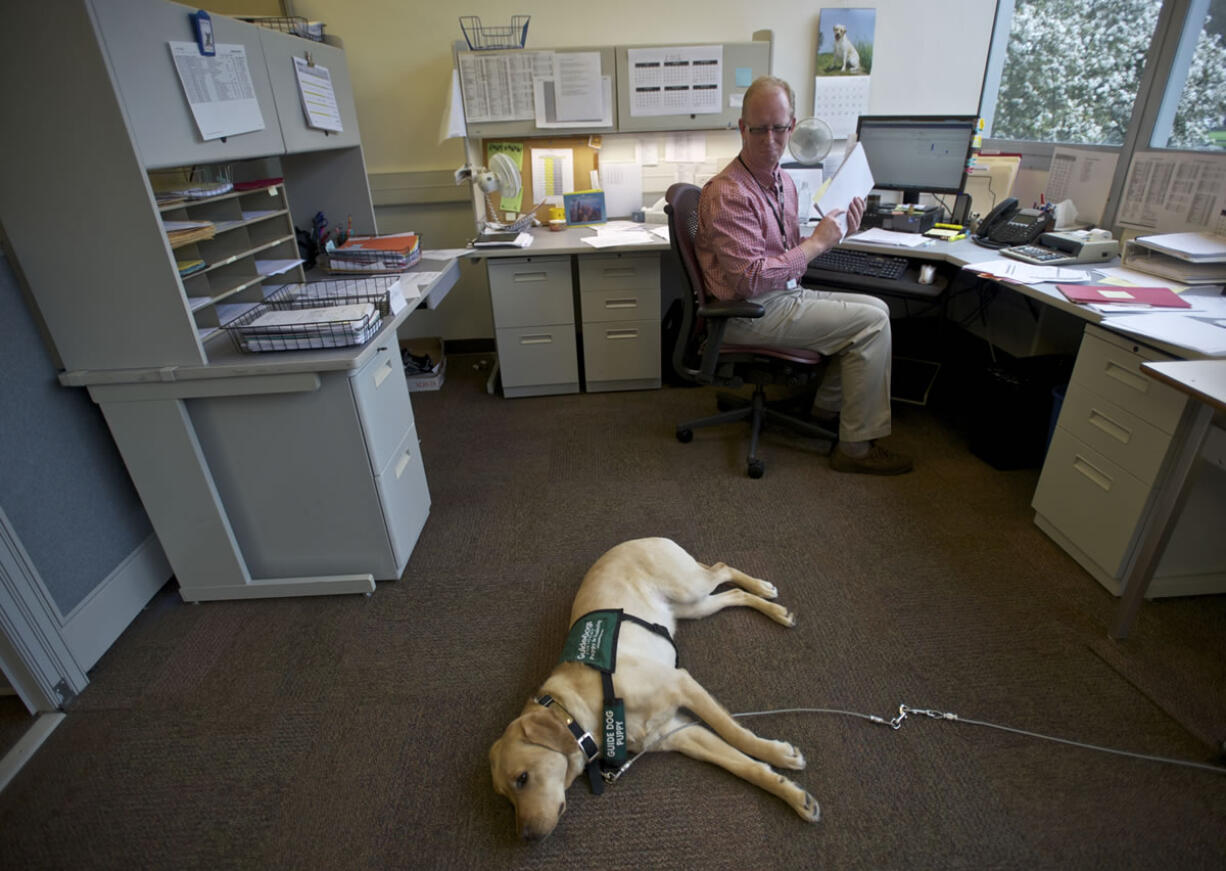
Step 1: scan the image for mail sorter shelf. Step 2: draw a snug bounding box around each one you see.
[153,176,307,335]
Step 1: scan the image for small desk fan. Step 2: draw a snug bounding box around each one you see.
[460,153,540,232]
[789,117,834,165]
[784,117,833,221]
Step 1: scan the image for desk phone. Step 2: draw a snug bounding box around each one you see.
[1002,230,1120,266]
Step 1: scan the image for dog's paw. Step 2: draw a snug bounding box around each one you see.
[776,742,806,770]
[764,603,795,627]
[796,791,821,823]
[760,581,778,599]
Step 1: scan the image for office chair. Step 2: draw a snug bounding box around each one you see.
[665,182,836,479]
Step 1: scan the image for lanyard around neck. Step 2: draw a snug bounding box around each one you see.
[738,156,786,239]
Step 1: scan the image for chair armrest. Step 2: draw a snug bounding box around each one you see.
[698,299,765,320]
[695,299,764,384]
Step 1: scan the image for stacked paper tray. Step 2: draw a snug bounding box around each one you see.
[222,277,404,353]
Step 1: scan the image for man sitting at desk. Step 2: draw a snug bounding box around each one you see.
[695,75,912,475]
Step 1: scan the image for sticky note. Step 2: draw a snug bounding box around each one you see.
[735,67,752,87]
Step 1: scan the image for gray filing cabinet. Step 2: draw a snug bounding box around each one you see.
[1032,325,1226,597]
[487,251,662,398]
[489,255,580,398]
[578,252,662,392]
[188,341,430,582]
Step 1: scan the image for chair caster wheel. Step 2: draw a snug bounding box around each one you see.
[676,428,693,443]
[747,459,765,478]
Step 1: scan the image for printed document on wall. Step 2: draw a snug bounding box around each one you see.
[458,51,554,123]
[1117,150,1226,235]
[1044,146,1116,226]
[553,52,604,122]
[627,46,723,117]
[532,148,575,204]
[170,42,265,140]
[293,56,342,132]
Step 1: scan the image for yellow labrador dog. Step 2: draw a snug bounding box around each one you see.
[489,537,818,841]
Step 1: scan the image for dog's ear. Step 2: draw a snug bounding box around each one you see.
[519,708,575,754]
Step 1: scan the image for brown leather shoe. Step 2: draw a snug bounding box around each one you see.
[830,444,914,475]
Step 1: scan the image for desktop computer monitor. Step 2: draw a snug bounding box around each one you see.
[855,115,977,205]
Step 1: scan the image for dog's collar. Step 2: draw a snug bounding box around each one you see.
[535,694,601,763]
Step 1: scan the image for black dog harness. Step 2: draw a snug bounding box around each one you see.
[535,609,678,794]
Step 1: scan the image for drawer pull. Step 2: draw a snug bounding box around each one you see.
[605,298,638,309]
[1104,361,1147,394]
[512,271,549,283]
[606,329,639,340]
[395,448,413,478]
[373,359,394,388]
[602,268,637,279]
[1088,408,1131,444]
[1072,455,1112,491]
[520,334,553,345]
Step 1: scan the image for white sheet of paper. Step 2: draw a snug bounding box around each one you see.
[533,77,613,128]
[553,52,604,121]
[293,56,342,132]
[961,259,1095,284]
[254,259,302,277]
[599,163,644,218]
[581,231,657,248]
[169,42,265,140]
[664,133,706,163]
[847,227,932,248]
[439,68,467,144]
[1117,150,1226,235]
[1044,147,1116,226]
[815,143,874,236]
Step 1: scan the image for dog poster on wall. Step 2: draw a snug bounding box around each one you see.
[813,7,876,139]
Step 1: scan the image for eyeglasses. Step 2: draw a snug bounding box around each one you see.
[745,123,793,136]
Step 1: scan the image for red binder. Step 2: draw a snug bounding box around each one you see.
[1055,284,1190,308]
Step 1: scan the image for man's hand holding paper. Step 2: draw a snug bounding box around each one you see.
[815,142,874,237]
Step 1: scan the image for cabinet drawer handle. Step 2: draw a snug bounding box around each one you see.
[1104,361,1147,394]
[1072,455,1112,491]
[373,358,394,388]
[520,334,553,345]
[395,447,413,478]
[606,329,638,340]
[1088,408,1131,444]
[605,298,638,309]
[602,268,637,279]
[512,271,549,283]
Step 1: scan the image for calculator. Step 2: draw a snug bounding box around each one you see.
[1002,243,1073,265]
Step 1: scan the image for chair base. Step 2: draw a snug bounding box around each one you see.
[676,384,837,478]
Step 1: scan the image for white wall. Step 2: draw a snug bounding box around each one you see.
[295,1,996,174]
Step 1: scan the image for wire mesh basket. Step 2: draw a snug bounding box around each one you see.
[223,278,400,353]
[459,15,530,50]
[238,16,325,42]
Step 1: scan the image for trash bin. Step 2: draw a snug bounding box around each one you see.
[968,355,1073,470]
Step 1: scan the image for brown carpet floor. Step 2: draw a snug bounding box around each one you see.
[1,352,1223,869]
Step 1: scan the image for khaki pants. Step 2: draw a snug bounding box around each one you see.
[723,287,893,443]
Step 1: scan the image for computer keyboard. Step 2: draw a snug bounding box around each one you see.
[807,248,909,280]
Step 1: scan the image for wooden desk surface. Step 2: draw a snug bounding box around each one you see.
[1141,360,1226,412]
